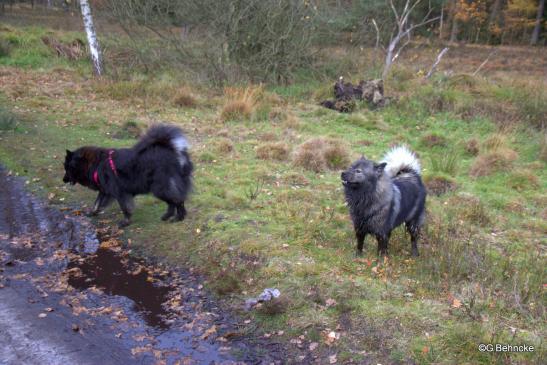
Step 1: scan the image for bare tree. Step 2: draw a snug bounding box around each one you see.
[530,0,545,45]
[79,0,103,76]
[382,0,440,79]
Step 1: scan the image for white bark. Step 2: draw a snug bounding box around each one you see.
[425,47,449,79]
[79,0,103,76]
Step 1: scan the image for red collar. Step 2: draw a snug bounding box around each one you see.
[92,150,118,187]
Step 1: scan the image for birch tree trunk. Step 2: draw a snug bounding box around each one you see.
[79,0,103,76]
[530,0,545,45]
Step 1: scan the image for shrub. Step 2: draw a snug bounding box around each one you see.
[293,137,350,172]
[256,142,290,161]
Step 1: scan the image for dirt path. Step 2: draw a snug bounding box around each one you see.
[0,166,284,365]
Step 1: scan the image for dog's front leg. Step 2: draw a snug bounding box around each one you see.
[90,192,104,216]
[376,234,390,256]
[355,231,366,256]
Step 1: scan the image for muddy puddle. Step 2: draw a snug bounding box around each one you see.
[67,248,172,329]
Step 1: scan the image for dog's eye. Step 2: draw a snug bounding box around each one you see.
[355,169,362,173]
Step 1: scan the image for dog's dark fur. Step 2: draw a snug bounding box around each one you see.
[63,124,193,227]
[341,146,426,256]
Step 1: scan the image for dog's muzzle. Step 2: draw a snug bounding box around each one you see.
[341,171,348,186]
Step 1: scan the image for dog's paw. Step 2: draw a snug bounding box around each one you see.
[118,219,130,228]
[411,249,419,257]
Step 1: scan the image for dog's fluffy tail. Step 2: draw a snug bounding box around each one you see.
[381,145,421,178]
[135,124,189,155]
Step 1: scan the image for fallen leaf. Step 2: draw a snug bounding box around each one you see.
[309,342,319,351]
[325,298,337,307]
[201,325,217,340]
[329,354,337,364]
[452,298,462,308]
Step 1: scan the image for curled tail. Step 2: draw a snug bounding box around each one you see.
[135,124,189,154]
[381,145,421,178]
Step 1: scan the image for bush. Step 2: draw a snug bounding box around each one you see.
[103,0,318,83]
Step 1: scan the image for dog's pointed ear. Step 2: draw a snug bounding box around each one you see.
[66,149,73,156]
[374,162,387,175]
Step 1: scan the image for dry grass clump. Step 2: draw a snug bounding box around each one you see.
[482,133,508,151]
[282,172,310,186]
[424,175,458,196]
[293,137,351,172]
[282,113,302,129]
[448,193,490,227]
[421,133,447,148]
[469,148,518,177]
[213,138,235,153]
[507,170,539,191]
[172,87,197,108]
[465,138,480,156]
[469,132,519,177]
[220,85,263,121]
[256,142,290,161]
[258,132,278,141]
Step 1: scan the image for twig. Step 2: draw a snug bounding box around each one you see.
[425,47,449,79]
[371,19,380,49]
[472,49,498,76]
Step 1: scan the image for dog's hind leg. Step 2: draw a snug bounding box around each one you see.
[406,223,420,257]
[116,194,134,227]
[174,202,186,222]
[161,203,176,221]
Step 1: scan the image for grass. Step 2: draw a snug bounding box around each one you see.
[0,19,545,365]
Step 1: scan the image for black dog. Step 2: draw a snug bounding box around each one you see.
[63,124,193,227]
[341,146,426,256]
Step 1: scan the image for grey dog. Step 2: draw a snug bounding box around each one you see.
[341,146,426,256]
